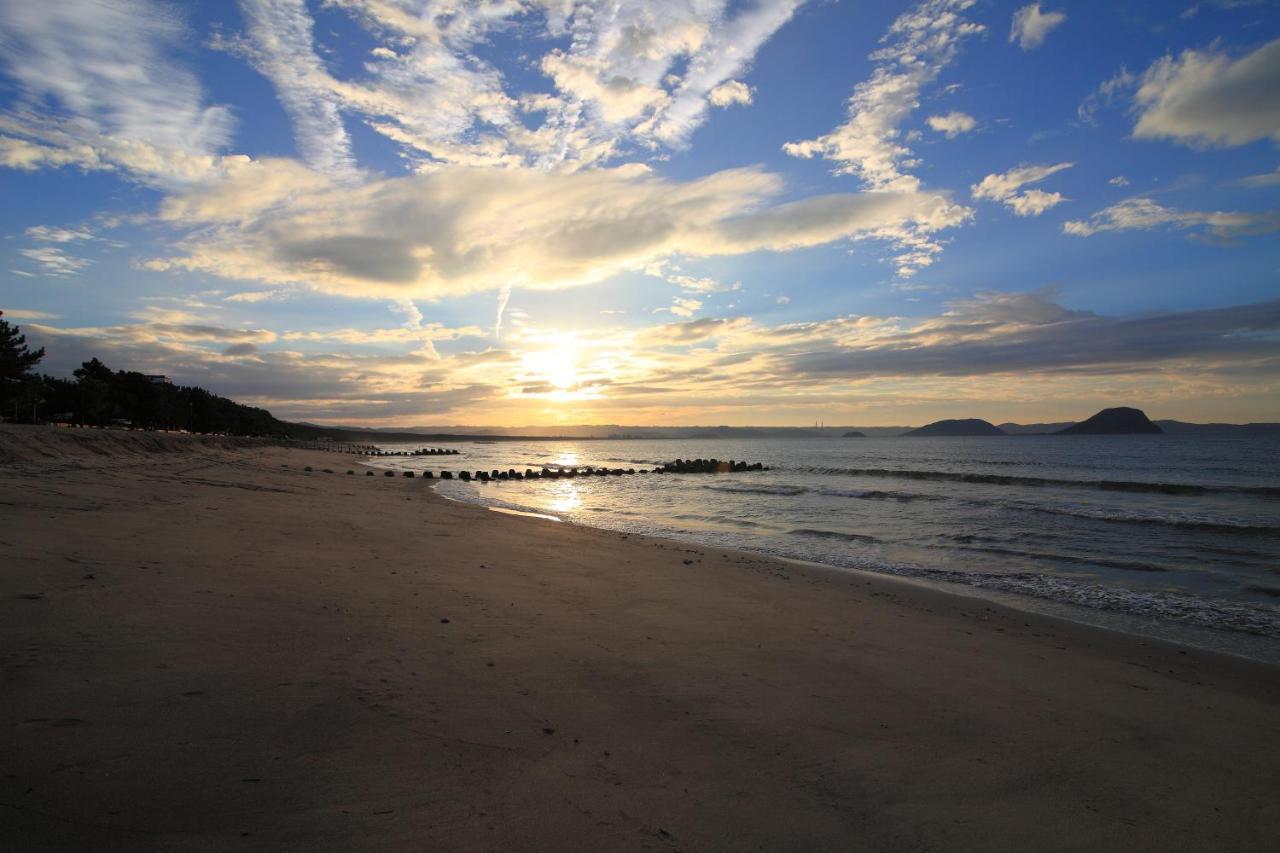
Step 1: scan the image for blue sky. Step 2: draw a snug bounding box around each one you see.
[0,0,1277,426]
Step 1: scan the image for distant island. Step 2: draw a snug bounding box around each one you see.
[842,430,866,438]
[1056,407,1162,435]
[904,418,1007,437]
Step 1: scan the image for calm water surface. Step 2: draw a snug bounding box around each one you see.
[366,436,1280,661]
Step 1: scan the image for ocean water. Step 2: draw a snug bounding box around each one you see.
[364,435,1280,662]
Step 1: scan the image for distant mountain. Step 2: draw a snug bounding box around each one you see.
[842,431,866,438]
[1056,407,1161,435]
[905,418,1007,437]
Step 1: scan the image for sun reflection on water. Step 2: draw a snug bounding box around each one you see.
[546,480,582,515]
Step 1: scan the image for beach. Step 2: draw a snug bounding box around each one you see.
[2,425,1278,852]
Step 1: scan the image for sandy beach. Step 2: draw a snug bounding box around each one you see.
[1,425,1277,852]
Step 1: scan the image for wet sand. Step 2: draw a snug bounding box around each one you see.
[1,425,1278,851]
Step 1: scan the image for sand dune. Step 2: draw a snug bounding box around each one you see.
[1,425,1277,851]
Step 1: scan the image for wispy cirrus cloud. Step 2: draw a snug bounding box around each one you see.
[227,0,800,173]
[233,0,356,177]
[25,225,95,243]
[18,247,91,277]
[783,0,983,192]
[1235,167,1280,188]
[0,0,233,184]
[1077,67,1135,125]
[782,0,982,275]
[1063,197,1280,239]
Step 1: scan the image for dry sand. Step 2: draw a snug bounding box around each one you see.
[1,424,1277,851]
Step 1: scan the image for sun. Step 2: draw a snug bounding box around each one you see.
[520,338,592,401]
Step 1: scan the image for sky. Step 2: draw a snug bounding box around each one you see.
[0,0,1277,427]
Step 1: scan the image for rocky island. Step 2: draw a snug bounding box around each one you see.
[1056,407,1163,435]
[904,418,1007,437]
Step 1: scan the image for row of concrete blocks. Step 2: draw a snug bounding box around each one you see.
[301,460,769,480]
[663,458,767,474]
[367,449,461,457]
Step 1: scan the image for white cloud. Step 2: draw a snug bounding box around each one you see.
[644,260,740,294]
[158,155,330,224]
[926,111,976,138]
[659,296,704,318]
[1009,4,1066,51]
[783,0,984,192]
[1132,39,1280,148]
[708,80,754,108]
[18,247,91,276]
[149,160,968,298]
[1063,197,1280,239]
[0,0,233,184]
[775,295,790,305]
[971,162,1073,216]
[389,298,424,332]
[1006,189,1066,216]
[1109,175,1131,187]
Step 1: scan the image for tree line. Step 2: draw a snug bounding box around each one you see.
[0,310,289,436]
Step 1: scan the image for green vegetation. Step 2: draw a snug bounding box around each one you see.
[0,310,285,436]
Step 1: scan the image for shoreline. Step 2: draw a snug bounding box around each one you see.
[3,427,1278,850]
[422,466,1280,665]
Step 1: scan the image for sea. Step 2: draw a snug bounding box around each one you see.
[363,435,1280,663]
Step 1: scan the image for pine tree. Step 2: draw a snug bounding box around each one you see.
[0,310,45,420]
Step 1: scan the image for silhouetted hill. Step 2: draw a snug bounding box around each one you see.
[1056,407,1161,435]
[905,419,1007,437]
